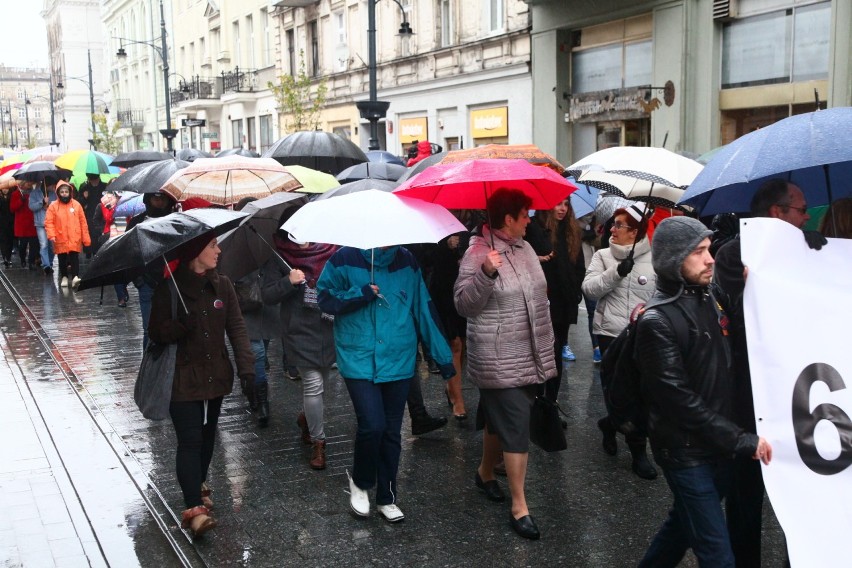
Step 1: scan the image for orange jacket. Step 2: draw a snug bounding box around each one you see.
[45,198,91,254]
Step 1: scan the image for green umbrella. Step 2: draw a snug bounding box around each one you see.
[283,165,340,194]
[55,149,120,188]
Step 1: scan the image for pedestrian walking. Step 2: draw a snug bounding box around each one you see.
[77,174,105,258]
[10,182,40,269]
[636,217,772,567]
[45,181,90,289]
[29,178,57,275]
[147,234,255,538]
[0,182,15,267]
[93,190,129,306]
[581,204,657,479]
[317,244,454,523]
[454,188,556,540]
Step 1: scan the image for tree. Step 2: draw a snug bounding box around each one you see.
[90,113,123,154]
[268,50,328,133]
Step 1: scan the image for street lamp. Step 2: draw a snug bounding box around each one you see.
[356,0,414,151]
[1,103,14,148]
[26,88,59,149]
[57,49,97,148]
[114,0,177,152]
[22,91,31,148]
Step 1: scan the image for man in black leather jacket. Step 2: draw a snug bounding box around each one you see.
[636,217,772,568]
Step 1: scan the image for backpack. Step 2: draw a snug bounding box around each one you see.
[601,297,689,436]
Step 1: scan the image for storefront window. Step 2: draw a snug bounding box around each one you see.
[721,1,829,88]
[573,40,652,93]
[231,119,244,149]
[260,115,273,153]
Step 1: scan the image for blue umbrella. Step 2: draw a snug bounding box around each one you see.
[566,176,599,218]
[366,150,405,166]
[679,107,852,215]
[115,192,145,217]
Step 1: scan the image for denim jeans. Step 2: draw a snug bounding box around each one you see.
[639,460,735,568]
[35,226,54,269]
[138,282,155,350]
[250,340,267,385]
[169,396,224,509]
[344,377,411,505]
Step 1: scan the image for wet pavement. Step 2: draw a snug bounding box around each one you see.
[0,261,787,567]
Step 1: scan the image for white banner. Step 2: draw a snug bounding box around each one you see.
[741,218,852,566]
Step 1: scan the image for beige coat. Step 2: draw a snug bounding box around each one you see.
[454,226,556,390]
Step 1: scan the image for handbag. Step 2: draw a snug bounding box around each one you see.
[134,280,178,420]
[234,275,262,313]
[529,396,568,452]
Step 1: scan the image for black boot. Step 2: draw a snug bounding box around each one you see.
[411,410,447,436]
[627,439,657,480]
[597,417,617,456]
[256,383,269,428]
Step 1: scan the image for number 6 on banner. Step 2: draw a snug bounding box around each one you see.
[792,363,852,475]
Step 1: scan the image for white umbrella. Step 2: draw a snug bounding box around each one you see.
[281,189,466,250]
[578,170,687,209]
[567,146,703,189]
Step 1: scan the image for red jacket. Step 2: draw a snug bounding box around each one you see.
[9,189,36,238]
[406,140,434,167]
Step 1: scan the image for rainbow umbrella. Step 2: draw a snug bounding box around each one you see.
[55,149,121,187]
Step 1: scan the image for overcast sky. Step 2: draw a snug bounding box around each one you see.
[0,4,50,69]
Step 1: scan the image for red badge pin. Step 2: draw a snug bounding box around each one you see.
[213,299,224,309]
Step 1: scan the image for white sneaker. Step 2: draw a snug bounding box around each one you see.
[347,471,369,517]
[377,503,405,523]
[59,277,69,287]
[71,276,81,290]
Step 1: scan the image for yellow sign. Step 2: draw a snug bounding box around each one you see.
[470,107,508,138]
[399,117,428,144]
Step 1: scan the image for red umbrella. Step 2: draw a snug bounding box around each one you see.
[394,159,576,210]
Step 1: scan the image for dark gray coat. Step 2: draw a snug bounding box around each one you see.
[261,257,335,368]
[236,269,281,341]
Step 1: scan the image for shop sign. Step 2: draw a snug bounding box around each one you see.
[202,132,219,139]
[567,88,657,123]
[399,118,427,144]
[181,118,207,127]
[470,107,508,138]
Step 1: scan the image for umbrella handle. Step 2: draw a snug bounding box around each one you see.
[247,225,293,271]
[162,255,189,314]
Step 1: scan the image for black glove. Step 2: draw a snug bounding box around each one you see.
[616,256,635,277]
[803,230,828,251]
[178,312,198,332]
[438,363,457,380]
[240,375,256,404]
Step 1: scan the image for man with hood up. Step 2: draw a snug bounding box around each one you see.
[635,217,772,567]
[406,140,433,167]
[127,191,177,349]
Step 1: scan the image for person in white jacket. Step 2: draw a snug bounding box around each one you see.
[581,204,657,479]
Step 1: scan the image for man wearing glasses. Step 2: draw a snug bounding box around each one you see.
[714,178,826,567]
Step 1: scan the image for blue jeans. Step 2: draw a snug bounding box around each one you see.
[639,461,735,568]
[344,377,411,505]
[35,226,54,269]
[138,282,155,350]
[250,340,267,385]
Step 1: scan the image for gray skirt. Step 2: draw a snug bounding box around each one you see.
[476,385,536,453]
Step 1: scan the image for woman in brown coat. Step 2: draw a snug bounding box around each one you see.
[45,181,90,288]
[148,234,255,537]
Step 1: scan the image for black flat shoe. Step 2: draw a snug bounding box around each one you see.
[475,472,505,502]
[510,514,540,540]
[454,413,468,421]
[598,417,617,456]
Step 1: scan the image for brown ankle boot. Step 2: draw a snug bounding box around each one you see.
[296,411,311,445]
[180,505,217,537]
[309,440,326,470]
[200,483,213,510]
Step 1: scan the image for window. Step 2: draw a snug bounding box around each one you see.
[232,119,244,149]
[16,89,24,100]
[308,20,319,77]
[246,15,255,69]
[440,0,454,47]
[34,107,42,120]
[721,2,830,88]
[18,108,25,119]
[232,21,241,67]
[260,114,273,152]
[335,12,346,46]
[572,40,652,93]
[487,0,504,33]
[200,37,207,64]
[261,9,271,67]
[286,29,296,77]
[247,117,256,151]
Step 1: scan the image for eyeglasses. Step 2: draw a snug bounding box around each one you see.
[776,203,808,215]
[612,222,635,231]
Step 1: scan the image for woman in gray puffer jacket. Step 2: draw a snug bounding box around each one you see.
[454,188,556,541]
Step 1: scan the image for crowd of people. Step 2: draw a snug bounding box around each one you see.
[4,168,852,563]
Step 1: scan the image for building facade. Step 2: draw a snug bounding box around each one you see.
[0,67,53,150]
[526,0,852,166]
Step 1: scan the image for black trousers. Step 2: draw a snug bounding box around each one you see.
[17,236,38,265]
[726,455,764,568]
[169,397,224,509]
[545,320,570,403]
[57,252,80,279]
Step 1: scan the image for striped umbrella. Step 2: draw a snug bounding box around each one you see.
[55,149,121,187]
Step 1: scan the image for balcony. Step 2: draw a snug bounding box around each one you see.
[113,98,144,132]
[220,67,259,94]
[170,76,218,105]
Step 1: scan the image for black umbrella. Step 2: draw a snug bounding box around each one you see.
[111,150,172,168]
[366,150,405,166]
[335,162,407,184]
[216,148,261,158]
[78,209,249,307]
[217,192,308,282]
[12,161,71,183]
[108,158,190,194]
[176,148,212,162]
[313,178,398,201]
[262,131,368,175]
[395,152,447,183]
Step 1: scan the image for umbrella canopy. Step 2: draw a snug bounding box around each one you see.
[111,150,172,168]
[394,159,577,210]
[160,156,303,206]
[283,165,340,194]
[79,208,249,292]
[262,130,368,175]
[24,152,62,164]
[566,146,703,189]
[565,177,600,218]
[678,107,852,215]
[314,178,398,201]
[217,192,309,281]
[440,143,565,173]
[114,192,146,217]
[176,148,212,162]
[109,158,190,194]
[366,150,405,166]
[578,170,687,210]
[395,152,446,183]
[216,148,261,158]
[0,153,28,176]
[282,189,466,250]
[595,194,640,227]
[55,149,120,187]
[12,161,71,183]
[336,162,407,184]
